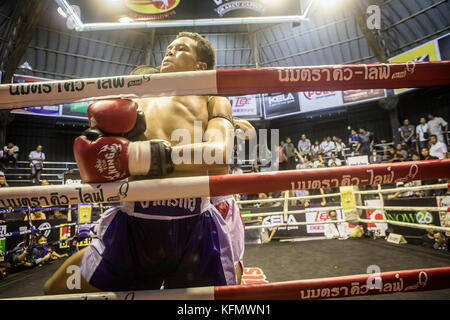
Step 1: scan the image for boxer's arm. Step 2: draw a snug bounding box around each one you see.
[172,96,234,172]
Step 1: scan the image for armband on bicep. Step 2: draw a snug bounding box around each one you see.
[208,113,234,126]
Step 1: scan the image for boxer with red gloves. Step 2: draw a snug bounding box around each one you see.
[74,98,173,183]
[45,32,239,295]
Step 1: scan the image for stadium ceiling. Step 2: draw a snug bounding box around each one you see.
[0,0,448,82]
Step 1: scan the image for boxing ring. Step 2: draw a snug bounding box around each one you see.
[0,62,449,300]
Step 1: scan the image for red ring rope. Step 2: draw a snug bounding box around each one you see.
[0,160,448,208]
[215,267,450,300]
[0,61,449,109]
[209,159,450,197]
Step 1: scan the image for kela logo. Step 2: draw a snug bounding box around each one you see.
[125,0,181,14]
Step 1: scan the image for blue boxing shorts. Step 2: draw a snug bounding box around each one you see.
[80,197,237,291]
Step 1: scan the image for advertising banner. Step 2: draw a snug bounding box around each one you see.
[384,197,439,237]
[228,94,260,118]
[437,33,450,61]
[346,155,369,166]
[389,39,440,95]
[10,74,61,117]
[364,199,388,237]
[72,0,302,22]
[262,92,301,119]
[298,90,343,113]
[342,89,386,104]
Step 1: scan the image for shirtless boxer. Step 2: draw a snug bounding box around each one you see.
[130,65,255,284]
[44,32,245,294]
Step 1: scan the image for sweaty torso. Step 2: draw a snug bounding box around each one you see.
[136,95,209,142]
[134,95,228,177]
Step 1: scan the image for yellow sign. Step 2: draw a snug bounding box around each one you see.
[125,0,181,15]
[78,204,92,224]
[59,226,71,249]
[340,188,356,211]
[77,237,92,248]
[389,40,439,94]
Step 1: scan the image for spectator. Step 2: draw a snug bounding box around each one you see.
[334,137,346,159]
[48,209,68,221]
[427,113,448,143]
[421,226,435,248]
[9,235,37,272]
[348,129,359,151]
[433,232,447,250]
[257,216,276,244]
[294,189,309,207]
[324,210,349,240]
[369,149,383,164]
[29,145,45,185]
[327,152,342,167]
[395,143,408,160]
[399,119,417,152]
[355,128,373,156]
[313,164,327,206]
[278,141,287,170]
[282,137,297,170]
[320,136,335,158]
[429,135,448,159]
[310,140,321,161]
[252,162,260,173]
[297,134,311,157]
[3,142,19,169]
[41,179,49,186]
[387,146,403,163]
[387,180,422,199]
[411,153,420,161]
[34,234,52,266]
[416,117,429,151]
[24,210,46,221]
[231,165,243,175]
[313,154,325,168]
[297,154,313,169]
[256,193,271,208]
[0,173,9,188]
[421,147,438,160]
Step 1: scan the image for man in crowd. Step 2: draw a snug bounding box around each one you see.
[29,145,45,185]
[416,117,429,151]
[297,134,311,157]
[399,119,416,152]
[324,210,349,240]
[355,127,373,156]
[3,142,19,168]
[429,134,448,159]
[327,152,342,167]
[45,32,242,295]
[282,137,297,170]
[427,113,448,144]
[320,136,335,158]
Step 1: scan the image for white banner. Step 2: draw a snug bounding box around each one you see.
[305,208,343,234]
[346,155,369,166]
[228,94,259,117]
[298,90,343,113]
[364,199,388,237]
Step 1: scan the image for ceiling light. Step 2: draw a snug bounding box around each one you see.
[57,6,68,18]
[119,16,133,23]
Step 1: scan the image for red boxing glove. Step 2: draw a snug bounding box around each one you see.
[88,99,145,139]
[74,136,174,183]
[74,135,131,183]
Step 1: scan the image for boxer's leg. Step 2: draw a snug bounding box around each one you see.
[44,248,100,295]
